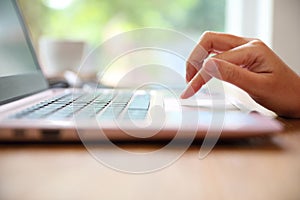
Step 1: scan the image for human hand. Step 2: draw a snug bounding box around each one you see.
[181,31,300,118]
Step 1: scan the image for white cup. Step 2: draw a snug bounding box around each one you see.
[38,38,86,78]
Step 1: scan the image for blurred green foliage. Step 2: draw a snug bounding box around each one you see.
[18,0,225,47]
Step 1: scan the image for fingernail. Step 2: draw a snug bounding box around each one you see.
[180,84,195,99]
[203,59,221,79]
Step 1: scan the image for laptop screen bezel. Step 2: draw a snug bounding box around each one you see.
[0,0,49,105]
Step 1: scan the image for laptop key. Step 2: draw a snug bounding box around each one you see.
[9,91,151,121]
[128,94,150,110]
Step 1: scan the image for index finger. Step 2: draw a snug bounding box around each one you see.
[186,32,251,82]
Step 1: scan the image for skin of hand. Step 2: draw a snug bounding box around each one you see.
[181,31,300,118]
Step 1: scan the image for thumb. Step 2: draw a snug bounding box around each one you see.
[203,58,262,94]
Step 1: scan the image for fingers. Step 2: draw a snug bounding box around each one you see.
[212,42,258,71]
[212,39,273,74]
[203,58,264,96]
[181,69,212,99]
[186,32,250,82]
[198,31,251,53]
[181,55,264,99]
[186,46,208,82]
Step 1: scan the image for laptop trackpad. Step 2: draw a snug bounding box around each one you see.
[180,98,238,110]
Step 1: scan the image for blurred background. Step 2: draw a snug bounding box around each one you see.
[17,0,300,87]
[18,0,226,87]
[18,0,226,48]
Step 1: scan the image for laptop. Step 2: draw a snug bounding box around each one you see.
[0,0,282,143]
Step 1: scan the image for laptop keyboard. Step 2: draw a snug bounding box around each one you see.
[10,91,151,121]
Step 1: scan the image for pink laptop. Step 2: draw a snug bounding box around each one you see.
[0,0,282,143]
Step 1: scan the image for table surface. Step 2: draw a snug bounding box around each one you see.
[0,118,300,200]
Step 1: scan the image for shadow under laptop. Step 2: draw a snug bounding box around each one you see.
[0,134,285,153]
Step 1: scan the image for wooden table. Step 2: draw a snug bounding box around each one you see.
[0,118,300,200]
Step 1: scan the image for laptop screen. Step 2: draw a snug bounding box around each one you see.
[0,0,48,105]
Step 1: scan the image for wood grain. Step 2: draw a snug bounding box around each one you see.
[0,118,300,200]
